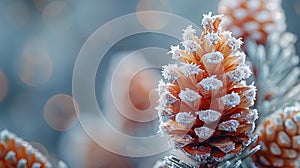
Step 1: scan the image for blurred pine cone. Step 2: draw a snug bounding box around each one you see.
[218,0,286,45]
[252,103,300,167]
[157,12,258,167]
[0,129,66,168]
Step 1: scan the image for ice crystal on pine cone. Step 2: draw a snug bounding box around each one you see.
[0,129,67,168]
[218,0,286,44]
[252,103,300,168]
[157,12,258,167]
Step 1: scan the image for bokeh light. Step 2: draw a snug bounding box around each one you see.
[136,0,172,30]
[295,1,300,16]
[110,51,162,122]
[0,70,8,102]
[42,1,73,32]
[18,37,53,87]
[33,0,48,12]
[3,0,30,27]
[44,94,79,131]
[129,68,160,111]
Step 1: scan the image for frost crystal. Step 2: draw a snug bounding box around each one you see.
[234,50,246,64]
[180,62,202,76]
[202,12,214,28]
[32,162,42,168]
[202,12,223,30]
[194,126,215,139]
[202,51,224,64]
[265,123,274,135]
[227,69,243,82]
[244,21,259,32]
[244,85,256,101]
[238,65,252,78]
[278,131,291,146]
[222,92,241,107]
[216,141,236,153]
[230,113,241,118]
[158,124,168,134]
[167,45,182,60]
[170,135,194,148]
[274,116,282,126]
[162,64,180,81]
[179,88,201,102]
[228,36,243,51]
[293,113,300,122]
[196,110,221,123]
[222,30,242,50]
[273,159,284,167]
[17,159,27,168]
[205,33,221,45]
[199,75,223,90]
[227,65,252,82]
[286,149,297,159]
[160,91,177,105]
[284,118,296,130]
[293,136,300,147]
[270,142,281,155]
[245,109,258,123]
[157,80,167,96]
[233,8,247,20]
[5,151,16,162]
[175,112,196,128]
[0,129,10,141]
[222,31,233,39]
[259,156,271,166]
[157,107,174,122]
[182,25,196,40]
[181,40,200,53]
[153,160,166,168]
[218,120,240,132]
[246,0,260,10]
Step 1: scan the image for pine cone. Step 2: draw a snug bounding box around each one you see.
[252,103,300,167]
[218,0,286,45]
[157,12,258,167]
[0,129,66,168]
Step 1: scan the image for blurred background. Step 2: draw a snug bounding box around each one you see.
[0,0,299,167]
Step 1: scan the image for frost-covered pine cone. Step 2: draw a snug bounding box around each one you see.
[0,129,67,168]
[218,0,286,45]
[157,12,258,167]
[246,32,300,120]
[252,103,300,168]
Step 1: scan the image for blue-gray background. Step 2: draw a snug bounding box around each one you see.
[0,0,299,167]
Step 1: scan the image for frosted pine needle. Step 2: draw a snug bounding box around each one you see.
[246,32,300,120]
[157,12,258,167]
[168,45,182,60]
